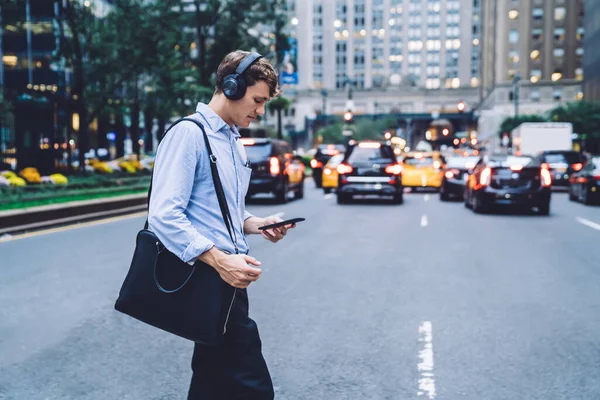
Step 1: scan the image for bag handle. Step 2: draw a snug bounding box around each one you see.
[144,117,238,253]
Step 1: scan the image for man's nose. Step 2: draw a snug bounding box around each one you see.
[256,104,266,115]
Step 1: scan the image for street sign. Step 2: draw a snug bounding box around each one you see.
[343,130,353,136]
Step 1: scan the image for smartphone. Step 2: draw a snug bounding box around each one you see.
[258,218,305,231]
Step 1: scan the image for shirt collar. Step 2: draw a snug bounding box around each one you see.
[195,103,239,138]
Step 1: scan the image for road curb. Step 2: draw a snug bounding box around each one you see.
[0,193,148,236]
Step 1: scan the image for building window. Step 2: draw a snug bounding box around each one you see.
[553,48,565,58]
[530,69,542,83]
[509,10,519,19]
[552,71,563,81]
[554,28,565,41]
[531,90,540,102]
[575,68,583,81]
[508,30,519,43]
[553,89,562,101]
[554,7,566,21]
[532,28,543,41]
[530,49,541,60]
[577,27,585,41]
[509,50,519,64]
[532,8,544,20]
[576,48,584,56]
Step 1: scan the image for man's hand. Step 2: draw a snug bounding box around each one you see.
[199,247,262,289]
[256,216,296,243]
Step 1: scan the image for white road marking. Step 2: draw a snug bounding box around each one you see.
[424,194,430,202]
[417,321,436,399]
[324,193,335,200]
[0,211,148,243]
[576,217,600,231]
[420,215,428,227]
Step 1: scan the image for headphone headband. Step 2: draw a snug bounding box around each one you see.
[235,52,263,76]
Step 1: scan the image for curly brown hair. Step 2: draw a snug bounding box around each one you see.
[215,50,281,98]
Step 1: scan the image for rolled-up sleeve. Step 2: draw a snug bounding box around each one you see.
[147,121,214,263]
[244,210,255,221]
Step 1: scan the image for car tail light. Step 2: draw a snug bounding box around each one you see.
[337,163,353,175]
[385,164,403,175]
[572,163,583,171]
[433,160,442,169]
[594,174,600,181]
[310,159,323,169]
[323,168,332,175]
[445,168,460,179]
[578,177,588,184]
[541,162,550,170]
[480,167,492,186]
[270,157,280,175]
[541,167,552,187]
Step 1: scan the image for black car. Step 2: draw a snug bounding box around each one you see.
[336,141,403,204]
[242,138,305,203]
[536,151,587,187]
[310,144,345,188]
[569,155,600,205]
[464,154,552,215]
[440,156,480,201]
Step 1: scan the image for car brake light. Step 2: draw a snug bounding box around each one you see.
[541,162,550,170]
[323,168,332,175]
[433,160,441,169]
[572,163,583,171]
[385,164,403,175]
[358,142,381,148]
[445,168,460,179]
[270,157,280,175]
[541,167,552,187]
[310,159,323,169]
[594,175,600,181]
[337,163,353,174]
[480,167,492,186]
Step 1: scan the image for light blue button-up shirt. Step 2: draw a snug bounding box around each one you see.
[148,103,254,262]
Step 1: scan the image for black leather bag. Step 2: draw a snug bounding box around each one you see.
[114,118,238,346]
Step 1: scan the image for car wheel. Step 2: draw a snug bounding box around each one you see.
[583,188,591,205]
[464,188,472,209]
[337,193,350,204]
[296,179,305,199]
[440,191,450,201]
[393,193,404,204]
[275,180,288,204]
[538,202,550,215]
[472,195,487,214]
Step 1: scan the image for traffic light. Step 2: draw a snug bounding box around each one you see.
[344,110,353,123]
[457,101,466,113]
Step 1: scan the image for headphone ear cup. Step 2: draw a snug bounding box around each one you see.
[223,75,239,100]
[232,77,247,101]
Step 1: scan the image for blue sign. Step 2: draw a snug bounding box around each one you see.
[106,132,116,141]
[281,37,298,85]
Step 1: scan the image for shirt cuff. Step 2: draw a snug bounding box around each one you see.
[244,210,255,221]
[180,237,215,264]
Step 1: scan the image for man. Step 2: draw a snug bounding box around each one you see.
[148,50,292,399]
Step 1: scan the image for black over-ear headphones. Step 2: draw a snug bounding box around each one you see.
[222,52,263,101]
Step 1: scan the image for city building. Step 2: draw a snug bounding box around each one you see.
[478,0,584,145]
[583,0,600,101]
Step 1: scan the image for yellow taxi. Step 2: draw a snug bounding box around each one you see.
[401,152,445,189]
[321,153,345,194]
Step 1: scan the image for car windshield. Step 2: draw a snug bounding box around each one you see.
[544,152,584,164]
[244,143,272,161]
[326,154,345,167]
[489,156,534,167]
[404,156,434,166]
[347,147,395,164]
[445,156,479,168]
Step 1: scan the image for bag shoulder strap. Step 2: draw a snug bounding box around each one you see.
[144,117,238,254]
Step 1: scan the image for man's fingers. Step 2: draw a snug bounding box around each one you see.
[243,255,262,266]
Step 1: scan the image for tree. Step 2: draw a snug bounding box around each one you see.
[315,123,344,144]
[268,96,291,140]
[548,102,600,150]
[498,114,547,138]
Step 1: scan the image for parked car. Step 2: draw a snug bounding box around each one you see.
[568,155,600,205]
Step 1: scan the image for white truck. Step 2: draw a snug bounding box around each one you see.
[511,122,573,156]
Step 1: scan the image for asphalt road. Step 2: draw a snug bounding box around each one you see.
[1,181,599,400]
